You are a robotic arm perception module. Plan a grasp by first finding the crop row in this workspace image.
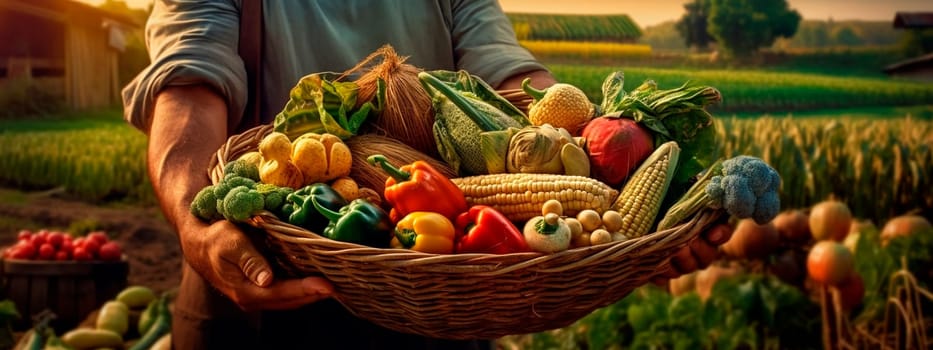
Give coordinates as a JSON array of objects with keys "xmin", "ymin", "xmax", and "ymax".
[
  {"xmin": 0, "ymin": 123, "xmax": 152, "ymax": 203},
  {"xmin": 507, "ymin": 13, "xmax": 642, "ymax": 42},
  {"xmin": 550, "ymin": 65, "xmax": 933, "ymax": 113}
]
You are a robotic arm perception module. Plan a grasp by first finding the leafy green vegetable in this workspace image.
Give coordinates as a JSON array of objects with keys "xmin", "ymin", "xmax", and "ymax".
[
  {"xmin": 598, "ymin": 72, "xmax": 722, "ymax": 218},
  {"xmin": 421, "ymin": 69, "xmax": 528, "ymax": 125},
  {"xmin": 273, "ymin": 72, "xmax": 385, "ymax": 139},
  {"xmin": 599, "ymin": 73, "xmax": 721, "ymax": 168}
]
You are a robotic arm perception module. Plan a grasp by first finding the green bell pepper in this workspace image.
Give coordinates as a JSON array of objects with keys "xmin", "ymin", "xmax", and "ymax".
[
  {"xmin": 311, "ymin": 198, "xmax": 393, "ymax": 247},
  {"xmin": 283, "ymin": 183, "xmax": 348, "ymax": 233}
]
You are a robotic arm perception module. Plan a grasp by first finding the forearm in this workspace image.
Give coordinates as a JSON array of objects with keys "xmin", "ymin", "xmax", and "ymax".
[
  {"xmin": 147, "ymin": 85, "xmax": 229, "ymax": 243},
  {"xmin": 497, "ymin": 69, "xmax": 557, "ymax": 90}
]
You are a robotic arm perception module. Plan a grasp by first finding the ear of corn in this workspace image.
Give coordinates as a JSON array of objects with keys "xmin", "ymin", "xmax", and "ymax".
[
  {"xmin": 611, "ymin": 141, "xmax": 680, "ymax": 238},
  {"xmin": 451, "ymin": 173, "xmax": 619, "ymax": 222}
]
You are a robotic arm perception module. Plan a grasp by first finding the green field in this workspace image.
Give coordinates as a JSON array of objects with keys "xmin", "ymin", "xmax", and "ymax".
[
  {"xmin": 549, "ymin": 65, "xmax": 933, "ymax": 114},
  {"xmin": 0, "ymin": 111, "xmax": 151, "ymax": 203}
]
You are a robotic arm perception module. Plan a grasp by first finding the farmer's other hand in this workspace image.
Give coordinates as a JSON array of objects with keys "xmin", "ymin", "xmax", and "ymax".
[
  {"xmin": 652, "ymin": 223, "xmax": 733, "ymax": 284},
  {"xmin": 181, "ymin": 219, "xmax": 334, "ymax": 311}
]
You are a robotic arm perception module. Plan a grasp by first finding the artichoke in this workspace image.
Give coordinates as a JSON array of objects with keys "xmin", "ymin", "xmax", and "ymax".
[{"xmin": 506, "ymin": 124, "xmax": 590, "ymax": 176}]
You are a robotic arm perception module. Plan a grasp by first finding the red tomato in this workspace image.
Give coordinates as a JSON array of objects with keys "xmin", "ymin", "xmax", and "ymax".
[
  {"xmin": 98, "ymin": 242, "xmax": 122, "ymax": 261},
  {"xmin": 38, "ymin": 243, "xmax": 56, "ymax": 260},
  {"xmin": 10, "ymin": 243, "xmax": 36, "ymax": 260},
  {"xmin": 47, "ymin": 232, "xmax": 65, "ymax": 248},
  {"xmin": 73, "ymin": 237, "xmax": 85, "ymax": 248},
  {"xmin": 87, "ymin": 231, "xmax": 109, "ymax": 245},
  {"xmin": 55, "ymin": 250, "xmax": 70, "ymax": 261},
  {"xmin": 73, "ymin": 247, "xmax": 92, "ymax": 261},
  {"xmin": 31, "ymin": 234, "xmax": 47, "ymax": 247},
  {"xmin": 59, "ymin": 240, "xmax": 74, "ymax": 255},
  {"xmin": 82, "ymin": 240, "xmax": 101, "ymax": 258},
  {"xmin": 17, "ymin": 230, "xmax": 32, "ymax": 241}
]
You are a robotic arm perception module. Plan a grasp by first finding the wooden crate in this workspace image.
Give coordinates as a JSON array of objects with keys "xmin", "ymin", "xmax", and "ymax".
[{"xmin": 1, "ymin": 258, "xmax": 128, "ymax": 332}]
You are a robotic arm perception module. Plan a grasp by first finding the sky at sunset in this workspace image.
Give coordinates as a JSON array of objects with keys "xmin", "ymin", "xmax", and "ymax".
[{"xmin": 79, "ymin": 0, "xmax": 933, "ymax": 27}]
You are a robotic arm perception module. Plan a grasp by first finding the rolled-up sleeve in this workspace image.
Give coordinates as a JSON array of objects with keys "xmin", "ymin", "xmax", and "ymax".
[
  {"xmin": 121, "ymin": 0, "xmax": 246, "ymax": 132},
  {"xmin": 449, "ymin": 0, "xmax": 548, "ymax": 88}
]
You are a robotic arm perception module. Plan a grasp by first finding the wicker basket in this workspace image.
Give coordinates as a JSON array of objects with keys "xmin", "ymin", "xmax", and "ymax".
[{"xmin": 207, "ymin": 104, "xmax": 724, "ymax": 340}]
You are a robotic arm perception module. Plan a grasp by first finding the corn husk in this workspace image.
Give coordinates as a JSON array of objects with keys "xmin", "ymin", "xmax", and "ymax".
[
  {"xmin": 341, "ymin": 45, "xmax": 437, "ymax": 158},
  {"xmin": 346, "ymin": 134, "xmax": 456, "ymax": 199}
]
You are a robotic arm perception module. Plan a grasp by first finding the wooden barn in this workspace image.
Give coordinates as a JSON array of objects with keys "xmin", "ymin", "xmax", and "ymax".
[
  {"xmin": 0, "ymin": 0, "xmax": 136, "ymax": 110},
  {"xmin": 884, "ymin": 12, "xmax": 933, "ymax": 81}
]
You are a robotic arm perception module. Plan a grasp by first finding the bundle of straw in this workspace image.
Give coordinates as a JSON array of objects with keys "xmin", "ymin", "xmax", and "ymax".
[
  {"xmin": 343, "ymin": 45, "xmax": 438, "ymax": 158},
  {"xmin": 346, "ymin": 134, "xmax": 456, "ymax": 197}
]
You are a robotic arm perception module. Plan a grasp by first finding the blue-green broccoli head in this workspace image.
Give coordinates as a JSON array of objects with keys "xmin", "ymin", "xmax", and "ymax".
[{"xmin": 708, "ymin": 155, "xmax": 782, "ymax": 224}]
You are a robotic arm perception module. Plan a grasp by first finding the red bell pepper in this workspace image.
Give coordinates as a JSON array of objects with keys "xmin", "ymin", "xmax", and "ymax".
[
  {"xmin": 367, "ymin": 154, "xmax": 468, "ymax": 222},
  {"xmin": 455, "ymin": 205, "xmax": 529, "ymax": 254}
]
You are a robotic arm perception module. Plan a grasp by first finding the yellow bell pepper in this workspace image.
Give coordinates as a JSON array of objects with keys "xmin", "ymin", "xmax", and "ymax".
[{"xmin": 392, "ymin": 212, "xmax": 456, "ymax": 254}]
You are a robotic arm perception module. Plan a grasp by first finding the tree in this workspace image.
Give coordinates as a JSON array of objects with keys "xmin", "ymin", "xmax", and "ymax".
[
  {"xmin": 707, "ymin": 0, "xmax": 801, "ymax": 58},
  {"xmin": 832, "ymin": 26, "xmax": 863, "ymax": 46},
  {"xmin": 676, "ymin": 0, "xmax": 715, "ymax": 51}
]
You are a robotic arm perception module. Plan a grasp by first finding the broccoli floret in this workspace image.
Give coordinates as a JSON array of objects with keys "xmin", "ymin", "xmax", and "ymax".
[
  {"xmin": 255, "ymin": 183, "xmax": 294, "ymax": 213},
  {"xmin": 213, "ymin": 176, "xmax": 258, "ymax": 212},
  {"xmin": 721, "ymin": 175, "xmax": 756, "ymax": 218},
  {"xmin": 223, "ymin": 159, "xmax": 261, "ymax": 182},
  {"xmin": 705, "ymin": 175, "xmax": 724, "ymax": 209},
  {"xmin": 723, "ymin": 155, "xmax": 783, "ymax": 196},
  {"xmin": 658, "ymin": 155, "xmax": 782, "ymax": 229},
  {"xmin": 190, "ymin": 185, "xmax": 222, "ymax": 221},
  {"xmin": 753, "ymin": 191, "xmax": 780, "ymax": 225},
  {"xmin": 221, "ymin": 186, "xmax": 265, "ymax": 222}
]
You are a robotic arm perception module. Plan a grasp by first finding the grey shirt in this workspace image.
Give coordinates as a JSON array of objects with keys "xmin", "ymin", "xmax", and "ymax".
[{"xmin": 122, "ymin": 0, "xmax": 547, "ymax": 131}]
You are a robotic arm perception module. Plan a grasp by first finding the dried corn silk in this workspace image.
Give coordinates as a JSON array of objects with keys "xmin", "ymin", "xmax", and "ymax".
[{"xmin": 341, "ymin": 45, "xmax": 437, "ymax": 158}]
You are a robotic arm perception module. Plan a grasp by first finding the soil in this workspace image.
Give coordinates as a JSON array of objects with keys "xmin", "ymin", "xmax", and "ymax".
[{"xmin": 0, "ymin": 187, "xmax": 182, "ymax": 295}]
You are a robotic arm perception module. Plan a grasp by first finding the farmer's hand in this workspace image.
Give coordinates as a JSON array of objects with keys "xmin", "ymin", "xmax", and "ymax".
[
  {"xmin": 652, "ymin": 223, "xmax": 733, "ymax": 284},
  {"xmin": 179, "ymin": 220, "xmax": 334, "ymax": 311},
  {"xmin": 148, "ymin": 84, "xmax": 333, "ymax": 311}
]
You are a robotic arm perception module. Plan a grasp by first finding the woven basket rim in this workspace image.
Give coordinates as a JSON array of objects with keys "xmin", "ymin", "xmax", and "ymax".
[{"xmin": 247, "ymin": 208, "xmax": 720, "ymax": 274}]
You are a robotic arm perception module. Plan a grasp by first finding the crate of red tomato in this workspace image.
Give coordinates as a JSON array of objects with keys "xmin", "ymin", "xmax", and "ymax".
[{"xmin": 1, "ymin": 229, "xmax": 127, "ymax": 332}]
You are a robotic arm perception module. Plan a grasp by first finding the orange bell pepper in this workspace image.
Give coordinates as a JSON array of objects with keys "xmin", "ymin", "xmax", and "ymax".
[
  {"xmin": 392, "ymin": 212, "xmax": 456, "ymax": 254},
  {"xmin": 367, "ymin": 155, "xmax": 468, "ymax": 222}
]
